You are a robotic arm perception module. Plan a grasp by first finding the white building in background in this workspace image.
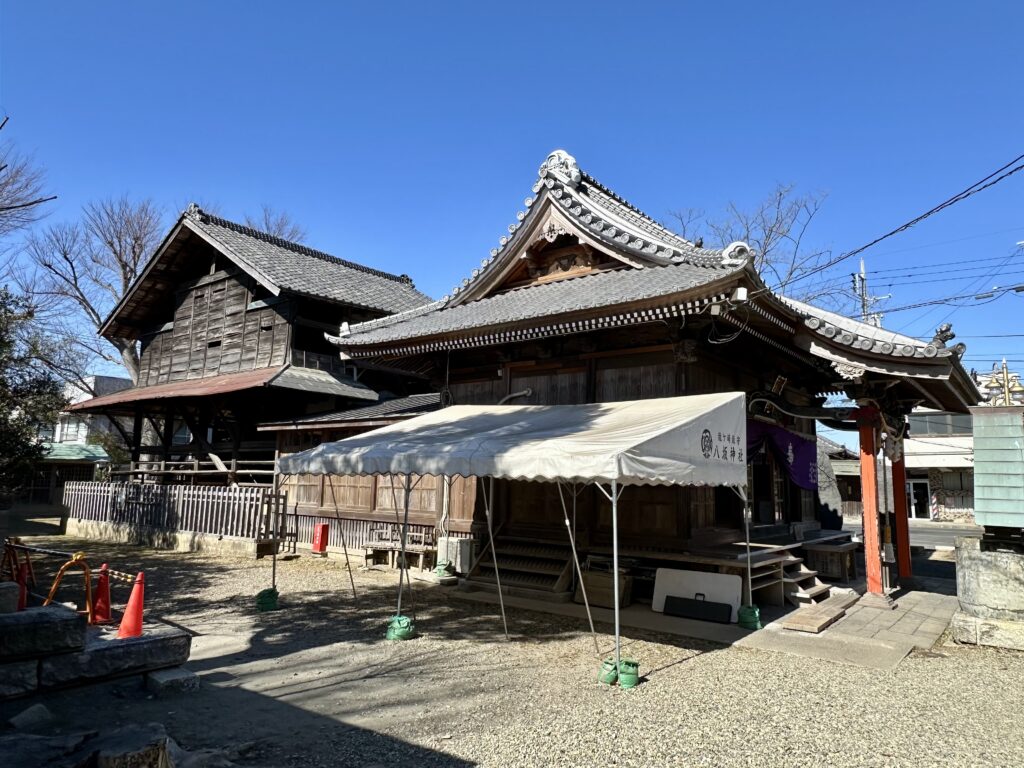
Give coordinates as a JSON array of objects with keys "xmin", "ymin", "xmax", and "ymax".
[
  {"xmin": 903, "ymin": 409, "xmax": 974, "ymax": 522},
  {"xmin": 27, "ymin": 375, "xmax": 132, "ymax": 504}
]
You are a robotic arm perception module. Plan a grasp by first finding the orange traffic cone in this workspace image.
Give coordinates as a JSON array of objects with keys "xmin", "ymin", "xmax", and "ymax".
[
  {"xmin": 93, "ymin": 563, "xmax": 112, "ymax": 624},
  {"xmin": 117, "ymin": 572, "xmax": 145, "ymax": 639}
]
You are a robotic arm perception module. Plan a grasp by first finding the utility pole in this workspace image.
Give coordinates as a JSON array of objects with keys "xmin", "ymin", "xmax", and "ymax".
[{"xmin": 850, "ymin": 258, "xmax": 889, "ymax": 327}]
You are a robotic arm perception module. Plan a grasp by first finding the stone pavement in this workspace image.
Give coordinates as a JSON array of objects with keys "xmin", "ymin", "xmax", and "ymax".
[{"xmin": 827, "ymin": 589, "xmax": 960, "ymax": 650}]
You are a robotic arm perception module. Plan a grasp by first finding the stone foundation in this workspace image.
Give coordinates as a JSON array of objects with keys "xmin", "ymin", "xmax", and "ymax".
[
  {"xmin": 65, "ymin": 517, "xmax": 258, "ymax": 557},
  {"xmin": 954, "ymin": 535, "xmax": 1024, "ymax": 650}
]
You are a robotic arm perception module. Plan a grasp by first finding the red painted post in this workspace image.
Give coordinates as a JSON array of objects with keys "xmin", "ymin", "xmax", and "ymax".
[
  {"xmin": 890, "ymin": 448, "xmax": 913, "ymax": 580},
  {"xmin": 312, "ymin": 523, "xmax": 329, "ymax": 554},
  {"xmin": 859, "ymin": 410, "xmax": 884, "ymax": 595}
]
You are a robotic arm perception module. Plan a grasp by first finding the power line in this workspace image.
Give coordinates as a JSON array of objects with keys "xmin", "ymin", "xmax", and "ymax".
[
  {"xmin": 869, "ymin": 251, "xmax": 1023, "ymax": 275},
  {"xmin": 876, "ymin": 268, "xmax": 1024, "ymax": 289},
  {"xmin": 773, "ymin": 151, "xmax": 1024, "ymax": 293},
  {"xmin": 863, "ymin": 226, "xmax": 1024, "ymax": 261}
]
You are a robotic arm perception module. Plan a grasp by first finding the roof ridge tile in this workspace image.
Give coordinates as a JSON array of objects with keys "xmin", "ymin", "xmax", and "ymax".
[{"xmin": 185, "ymin": 203, "xmax": 415, "ymax": 285}]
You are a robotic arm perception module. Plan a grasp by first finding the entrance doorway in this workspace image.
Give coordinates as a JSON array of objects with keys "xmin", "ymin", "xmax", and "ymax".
[{"xmin": 906, "ymin": 480, "xmax": 931, "ymax": 519}]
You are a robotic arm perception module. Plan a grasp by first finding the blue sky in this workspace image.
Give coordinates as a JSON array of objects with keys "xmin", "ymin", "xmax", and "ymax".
[{"xmin": 2, "ymin": 2, "xmax": 1022, "ymax": 384}]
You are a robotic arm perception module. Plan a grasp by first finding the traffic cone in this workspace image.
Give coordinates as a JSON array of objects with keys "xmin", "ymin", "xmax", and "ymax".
[
  {"xmin": 116, "ymin": 572, "xmax": 145, "ymax": 639},
  {"xmin": 93, "ymin": 563, "xmax": 112, "ymax": 624},
  {"xmin": 16, "ymin": 563, "xmax": 28, "ymax": 611}
]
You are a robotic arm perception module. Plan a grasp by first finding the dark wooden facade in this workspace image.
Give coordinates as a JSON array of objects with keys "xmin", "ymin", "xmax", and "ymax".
[{"xmin": 72, "ymin": 206, "xmax": 432, "ymax": 484}]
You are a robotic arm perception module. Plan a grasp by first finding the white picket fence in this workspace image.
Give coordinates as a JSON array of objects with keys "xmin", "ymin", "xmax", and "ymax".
[{"xmin": 61, "ymin": 481, "xmax": 463, "ymax": 550}]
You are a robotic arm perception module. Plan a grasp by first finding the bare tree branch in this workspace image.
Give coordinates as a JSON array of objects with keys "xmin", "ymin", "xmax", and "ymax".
[
  {"xmin": 19, "ymin": 196, "xmax": 164, "ymax": 385},
  {"xmin": 669, "ymin": 184, "xmax": 853, "ymax": 312},
  {"xmin": 244, "ymin": 204, "xmax": 307, "ymax": 243}
]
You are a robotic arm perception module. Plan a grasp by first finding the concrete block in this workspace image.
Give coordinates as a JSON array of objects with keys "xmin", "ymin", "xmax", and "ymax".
[
  {"xmin": 0, "ymin": 605, "xmax": 86, "ymax": 659},
  {"xmin": 951, "ymin": 609, "xmax": 1024, "ymax": 651},
  {"xmin": 39, "ymin": 623, "xmax": 191, "ymax": 688},
  {"xmin": 8, "ymin": 702, "xmax": 54, "ymax": 731},
  {"xmin": 0, "ymin": 658, "xmax": 38, "ymax": 698},
  {"xmin": 146, "ymin": 665, "xmax": 199, "ymax": 696},
  {"xmin": 0, "ymin": 581, "xmax": 20, "ymax": 614}
]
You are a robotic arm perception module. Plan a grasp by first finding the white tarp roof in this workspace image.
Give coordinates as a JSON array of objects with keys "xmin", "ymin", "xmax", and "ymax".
[{"xmin": 278, "ymin": 392, "xmax": 747, "ymax": 487}]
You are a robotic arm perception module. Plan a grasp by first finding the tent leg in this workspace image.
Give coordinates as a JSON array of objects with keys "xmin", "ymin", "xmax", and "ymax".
[
  {"xmin": 396, "ymin": 474, "xmax": 414, "ymax": 617},
  {"xmin": 558, "ymin": 482, "xmax": 599, "ymax": 654},
  {"xmin": 484, "ymin": 477, "xmax": 510, "ymax": 640},
  {"xmin": 611, "ymin": 479, "xmax": 621, "ymax": 671},
  {"xmin": 327, "ymin": 479, "xmax": 357, "ymax": 600}
]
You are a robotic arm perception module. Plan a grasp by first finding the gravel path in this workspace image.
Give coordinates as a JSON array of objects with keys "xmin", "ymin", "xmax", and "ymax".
[{"xmin": 4, "ymin": 536, "xmax": 1023, "ymax": 767}]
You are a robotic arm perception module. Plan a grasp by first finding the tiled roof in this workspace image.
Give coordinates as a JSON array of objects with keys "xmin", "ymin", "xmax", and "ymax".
[
  {"xmin": 184, "ymin": 206, "xmax": 433, "ymax": 314},
  {"xmin": 335, "ymin": 259, "xmax": 743, "ymax": 349},
  {"xmin": 446, "ymin": 150, "xmax": 746, "ymax": 303},
  {"xmin": 780, "ymin": 296, "xmax": 956, "ymax": 360},
  {"xmin": 259, "ymin": 393, "xmax": 441, "ymax": 430}
]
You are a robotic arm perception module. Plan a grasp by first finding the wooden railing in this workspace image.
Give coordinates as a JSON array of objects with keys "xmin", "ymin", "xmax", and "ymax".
[{"xmin": 62, "ymin": 481, "xmax": 470, "ymax": 549}]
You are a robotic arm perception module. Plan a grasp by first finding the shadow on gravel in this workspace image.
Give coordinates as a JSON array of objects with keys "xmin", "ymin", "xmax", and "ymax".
[{"xmin": 0, "ymin": 660, "xmax": 475, "ymax": 768}]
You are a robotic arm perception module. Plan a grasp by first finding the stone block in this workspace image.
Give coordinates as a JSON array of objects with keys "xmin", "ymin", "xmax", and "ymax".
[
  {"xmin": 956, "ymin": 537, "xmax": 1024, "ymax": 621},
  {"xmin": 951, "ymin": 609, "xmax": 1024, "ymax": 651},
  {"xmin": 146, "ymin": 665, "xmax": 200, "ymax": 696},
  {"xmin": 0, "ymin": 605, "xmax": 86, "ymax": 659},
  {"xmin": 0, "ymin": 658, "xmax": 38, "ymax": 698},
  {"xmin": 0, "ymin": 581, "xmax": 20, "ymax": 614},
  {"xmin": 39, "ymin": 623, "xmax": 191, "ymax": 688},
  {"xmin": 0, "ymin": 731, "xmax": 97, "ymax": 768},
  {"xmin": 8, "ymin": 702, "xmax": 54, "ymax": 731}
]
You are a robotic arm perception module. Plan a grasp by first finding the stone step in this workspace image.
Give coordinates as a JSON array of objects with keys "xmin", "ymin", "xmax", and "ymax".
[{"xmin": 0, "ymin": 606, "xmax": 86, "ymax": 661}]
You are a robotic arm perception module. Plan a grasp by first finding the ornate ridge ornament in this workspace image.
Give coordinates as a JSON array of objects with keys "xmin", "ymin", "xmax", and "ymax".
[
  {"xmin": 184, "ymin": 202, "xmax": 202, "ymax": 219},
  {"xmin": 721, "ymin": 241, "xmax": 752, "ymax": 264},
  {"xmin": 832, "ymin": 362, "xmax": 866, "ymax": 381},
  {"xmin": 539, "ymin": 149, "xmax": 582, "ymax": 188}
]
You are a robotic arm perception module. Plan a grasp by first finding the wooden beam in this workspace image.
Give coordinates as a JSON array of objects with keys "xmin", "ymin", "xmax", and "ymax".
[
  {"xmin": 890, "ymin": 447, "xmax": 913, "ymax": 580},
  {"xmin": 858, "ymin": 409, "xmax": 884, "ymax": 594}
]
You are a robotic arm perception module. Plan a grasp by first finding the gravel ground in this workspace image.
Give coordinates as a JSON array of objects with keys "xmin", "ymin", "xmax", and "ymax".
[{"xmin": 3, "ymin": 535, "xmax": 1024, "ymax": 768}]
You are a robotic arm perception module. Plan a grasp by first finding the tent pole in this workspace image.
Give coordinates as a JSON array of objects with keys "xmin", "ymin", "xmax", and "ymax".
[
  {"xmin": 558, "ymin": 482, "xmax": 599, "ymax": 654},
  {"xmin": 744, "ymin": 488, "xmax": 753, "ymax": 606},
  {"xmin": 611, "ymin": 478, "xmax": 621, "ymax": 671},
  {"xmin": 396, "ymin": 474, "xmax": 413, "ymax": 616},
  {"xmin": 484, "ymin": 477, "xmax": 510, "ymax": 640},
  {"xmin": 327, "ymin": 477, "xmax": 357, "ymax": 600}
]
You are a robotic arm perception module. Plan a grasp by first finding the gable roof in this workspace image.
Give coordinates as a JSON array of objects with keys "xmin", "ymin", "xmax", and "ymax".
[
  {"xmin": 331, "ymin": 149, "xmax": 750, "ymax": 355},
  {"xmin": 101, "ymin": 205, "xmax": 432, "ymax": 338},
  {"xmin": 447, "ymin": 150, "xmax": 746, "ymax": 305}
]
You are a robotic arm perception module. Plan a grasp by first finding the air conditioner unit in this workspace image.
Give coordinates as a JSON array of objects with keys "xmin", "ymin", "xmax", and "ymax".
[{"xmin": 436, "ymin": 536, "xmax": 474, "ymax": 574}]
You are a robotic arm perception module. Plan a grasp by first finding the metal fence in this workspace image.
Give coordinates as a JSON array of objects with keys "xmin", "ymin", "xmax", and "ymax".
[{"xmin": 62, "ymin": 481, "xmax": 468, "ymax": 550}]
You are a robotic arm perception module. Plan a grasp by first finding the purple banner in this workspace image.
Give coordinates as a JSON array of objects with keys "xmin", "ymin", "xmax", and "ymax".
[{"xmin": 747, "ymin": 420, "xmax": 818, "ymax": 491}]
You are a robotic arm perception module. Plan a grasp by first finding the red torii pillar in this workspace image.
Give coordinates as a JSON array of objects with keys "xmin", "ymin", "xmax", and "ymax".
[
  {"xmin": 890, "ymin": 439, "xmax": 913, "ymax": 581},
  {"xmin": 858, "ymin": 408, "xmax": 884, "ymax": 595}
]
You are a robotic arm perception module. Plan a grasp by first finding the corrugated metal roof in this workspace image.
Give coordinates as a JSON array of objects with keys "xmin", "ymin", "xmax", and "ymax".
[
  {"xmin": 42, "ymin": 442, "xmax": 109, "ymax": 463},
  {"xmin": 259, "ymin": 393, "xmax": 440, "ymax": 431},
  {"xmin": 267, "ymin": 366, "xmax": 378, "ymax": 401},
  {"xmin": 69, "ymin": 366, "xmax": 375, "ymax": 412}
]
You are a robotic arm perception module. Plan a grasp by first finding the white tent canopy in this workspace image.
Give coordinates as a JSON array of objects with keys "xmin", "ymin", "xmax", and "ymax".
[
  {"xmin": 278, "ymin": 392, "xmax": 748, "ymax": 487},
  {"xmin": 277, "ymin": 392, "xmax": 750, "ymax": 673}
]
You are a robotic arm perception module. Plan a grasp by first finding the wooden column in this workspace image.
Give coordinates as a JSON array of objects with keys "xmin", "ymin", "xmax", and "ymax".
[
  {"xmin": 890, "ymin": 442, "xmax": 913, "ymax": 580},
  {"xmin": 858, "ymin": 409, "xmax": 884, "ymax": 595},
  {"xmin": 130, "ymin": 408, "xmax": 144, "ymax": 463}
]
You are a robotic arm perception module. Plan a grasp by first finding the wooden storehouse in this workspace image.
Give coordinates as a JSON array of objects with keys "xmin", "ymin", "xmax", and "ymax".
[
  {"xmin": 70, "ymin": 204, "xmax": 432, "ymax": 484},
  {"xmin": 309, "ymin": 149, "xmax": 979, "ymax": 600}
]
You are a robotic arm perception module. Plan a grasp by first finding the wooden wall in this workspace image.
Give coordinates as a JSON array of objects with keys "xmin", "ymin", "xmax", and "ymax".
[
  {"xmin": 276, "ymin": 430, "xmax": 477, "ymax": 534},
  {"xmin": 138, "ymin": 270, "xmax": 292, "ymax": 387}
]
